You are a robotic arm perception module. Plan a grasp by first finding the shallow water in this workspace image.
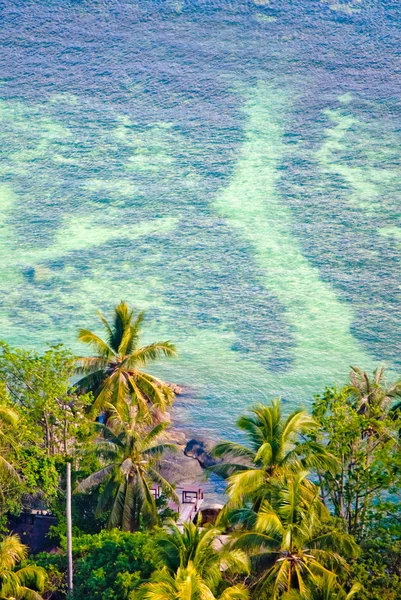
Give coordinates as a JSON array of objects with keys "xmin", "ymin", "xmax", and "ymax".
[{"xmin": 1, "ymin": 0, "xmax": 400, "ymax": 438}]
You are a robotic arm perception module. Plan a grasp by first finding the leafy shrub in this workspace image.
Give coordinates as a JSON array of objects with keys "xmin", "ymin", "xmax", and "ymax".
[
  {"xmin": 31, "ymin": 530, "xmax": 157, "ymax": 600},
  {"xmin": 73, "ymin": 529, "xmax": 156, "ymax": 600}
]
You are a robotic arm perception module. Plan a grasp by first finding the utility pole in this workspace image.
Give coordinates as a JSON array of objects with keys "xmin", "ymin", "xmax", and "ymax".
[{"xmin": 66, "ymin": 461, "xmax": 73, "ymax": 596}]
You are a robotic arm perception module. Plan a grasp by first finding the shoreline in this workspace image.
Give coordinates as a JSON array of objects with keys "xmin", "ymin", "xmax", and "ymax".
[{"xmin": 163, "ymin": 385, "xmax": 226, "ymax": 503}]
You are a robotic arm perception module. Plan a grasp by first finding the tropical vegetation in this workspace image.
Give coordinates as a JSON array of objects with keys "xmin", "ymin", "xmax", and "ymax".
[
  {"xmin": 75, "ymin": 301, "xmax": 177, "ymax": 419},
  {"xmin": 0, "ymin": 534, "xmax": 45, "ymax": 599},
  {"xmin": 76, "ymin": 400, "xmax": 177, "ymax": 532},
  {"xmin": 0, "ymin": 302, "xmax": 400, "ymax": 599}
]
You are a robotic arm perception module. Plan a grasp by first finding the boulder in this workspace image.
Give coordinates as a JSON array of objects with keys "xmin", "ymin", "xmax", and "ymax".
[
  {"xmin": 163, "ymin": 428, "xmax": 188, "ymax": 447},
  {"xmin": 184, "ymin": 439, "xmax": 218, "ymax": 469},
  {"xmin": 167, "ymin": 382, "xmax": 184, "ymax": 395}
]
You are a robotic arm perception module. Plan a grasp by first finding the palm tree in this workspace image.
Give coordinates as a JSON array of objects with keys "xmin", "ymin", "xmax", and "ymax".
[
  {"xmin": 75, "ymin": 302, "xmax": 177, "ymax": 418},
  {"xmin": 230, "ymin": 472, "xmax": 359, "ymax": 600},
  {"xmin": 347, "ymin": 366, "xmax": 401, "ymax": 418},
  {"xmin": 76, "ymin": 401, "xmax": 177, "ymax": 532},
  {"xmin": 0, "ymin": 534, "xmax": 45, "ymax": 599},
  {"xmin": 156, "ymin": 519, "xmax": 249, "ymax": 592},
  {"xmin": 209, "ymin": 400, "xmax": 338, "ymax": 508},
  {"xmin": 282, "ymin": 574, "xmax": 361, "ymax": 600},
  {"xmin": 135, "ymin": 562, "xmax": 249, "ymax": 600}
]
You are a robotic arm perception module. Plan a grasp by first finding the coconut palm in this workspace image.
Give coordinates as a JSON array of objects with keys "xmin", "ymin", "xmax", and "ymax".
[
  {"xmin": 75, "ymin": 302, "xmax": 177, "ymax": 418},
  {"xmin": 0, "ymin": 534, "xmax": 45, "ymax": 600},
  {"xmin": 156, "ymin": 519, "xmax": 249, "ymax": 591},
  {"xmin": 76, "ymin": 401, "xmax": 177, "ymax": 532},
  {"xmin": 209, "ymin": 400, "xmax": 338, "ymax": 508},
  {"xmin": 135, "ymin": 562, "xmax": 249, "ymax": 600},
  {"xmin": 230, "ymin": 472, "xmax": 359, "ymax": 600},
  {"xmin": 347, "ymin": 366, "xmax": 401, "ymax": 418},
  {"xmin": 282, "ymin": 574, "xmax": 361, "ymax": 600}
]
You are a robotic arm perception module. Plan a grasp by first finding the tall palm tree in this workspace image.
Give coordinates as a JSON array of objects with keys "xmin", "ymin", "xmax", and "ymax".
[
  {"xmin": 0, "ymin": 534, "xmax": 45, "ymax": 600},
  {"xmin": 156, "ymin": 519, "xmax": 249, "ymax": 592},
  {"xmin": 76, "ymin": 401, "xmax": 177, "ymax": 532},
  {"xmin": 209, "ymin": 400, "xmax": 338, "ymax": 508},
  {"xmin": 75, "ymin": 302, "xmax": 177, "ymax": 418},
  {"xmin": 282, "ymin": 574, "xmax": 361, "ymax": 600},
  {"xmin": 230, "ymin": 472, "xmax": 359, "ymax": 600},
  {"xmin": 135, "ymin": 562, "xmax": 249, "ymax": 600},
  {"xmin": 347, "ymin": 366, "xmax": 401, "ymax": 418}
]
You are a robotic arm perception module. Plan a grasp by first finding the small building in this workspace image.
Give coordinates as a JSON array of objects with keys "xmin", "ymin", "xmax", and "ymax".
[
  {"xmin": 197, "ymin": 502, "xmax": 225, "ymax": 526},
  {"xmin": 9, "ymin": 510, "xmax": 56, "ymax": 554}
]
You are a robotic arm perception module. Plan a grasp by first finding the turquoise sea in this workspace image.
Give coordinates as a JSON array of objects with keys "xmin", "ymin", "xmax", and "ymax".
[{"xmin": 1, "ymin": 0, "xmax": 400, "ymax": 439}]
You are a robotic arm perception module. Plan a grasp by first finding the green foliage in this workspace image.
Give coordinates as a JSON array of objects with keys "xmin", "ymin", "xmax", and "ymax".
[
  {"xmin": 282, "ymin": 574, "xmax": 361, "ymax": 600},
  {"xmin": 135, "ymin": 562, "xmax": 250, "ymax": 600},
  {"xmin": 154, "ymin": 519, "xmax": 249, "ymax": 591},
  {"xmin": 312, "ymin": 370, "xmax": 401, "ymax": 539},
  {"xmin": 30, "ymin": 530, "xmax": 158, "ymax": 600},
  {"xmin": 0, "ymin": 341, "xmax": 93, "ymax": 458},
  {"xmin": 138, "ymin": 519, "xmax": 249, "ymax": 598},
  {"xmin": 0, "ymin": 395, "xmax": 59, "ymax": 514},
  {"xmin": 228, "ymin": 472, "xmax": 359, "ymax": 599},
  {"xmin": 0, "ymin": 342, "xmax": 95, "ymax": 516},
  {"xmin": 0, "ymin": 533, "xmax": 46, "ymax": 599},
  {"xmin": 210, "ymin": 399, "xmax": 337, "ymax": 509},
  {"xmin": 76, "ymin": 400, "xmax": 177, "ymax": 532},
  {"xmin": 48, "ymin": 484, "xmax": 109, "ymax": 545},
  {"xmin": 72, "ymin": 529, "xmax": 157, "ymax": 600},
  {"xmin": 349, "ymin": 536, "xmax": 401, "ymax": 600},
  {"xmin": 75, "ymin": 301, "xmax": 177, "ymax": 418},
  {"xmin": 18, "ymin": 446, "xmax": 58, "ymax": 500},
  {"xmin": 1, "ymin": 331, "xmax": 400, "ymax": 600},
  {"xmin": 29, "ymin": 551, "xmax": 66, "ymax": 599},
  {"xmin": 155, "ymin": 495, "xmax": 179, "ymax": 524}
]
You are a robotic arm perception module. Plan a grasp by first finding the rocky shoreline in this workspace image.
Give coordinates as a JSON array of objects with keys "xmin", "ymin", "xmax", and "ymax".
[{"xmin": 160, "ymin": 383, "xmax": 225, "ymax": 502}]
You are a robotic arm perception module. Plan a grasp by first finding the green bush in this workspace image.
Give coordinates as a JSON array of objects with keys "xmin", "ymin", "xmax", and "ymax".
[
  {"xmin": 72, "ymin": 529, "xmax": 156, "ymax": 600},
  {"xmin": 350, "ymin": 536, "xmax": 401, "ymax": 600},
  {"xmin": 31, "ymin": 529, "xmax": 157, "ymax": 600}
]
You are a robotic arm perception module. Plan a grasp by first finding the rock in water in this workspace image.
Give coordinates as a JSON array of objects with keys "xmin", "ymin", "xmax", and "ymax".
[
  {"xmin": 184, "ymin": 439, "xmax": 217, "ymax": 468},
  {"xmin": 166, "ymin": 382, "xmax": 184, "ymax": 395}
]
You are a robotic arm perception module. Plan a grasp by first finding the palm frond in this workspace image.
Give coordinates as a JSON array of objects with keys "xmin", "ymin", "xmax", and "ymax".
[
  {"xmin": 74, "ymin": 368, "xmax": 106, "ymax": 397},
  {"xmin": 143, "ymin": 421, "xmax": 170, "ymax": 445},
  {"xmin": 219, "ymin": 584, "xmax": 250, "ymax": 600},
  {"xmin": 143, "ymin": 443, "xmax": 177, "ymax": 458},
  {"xmin": 232, "ymin": 531, "xmax": 280, "ymax": 552},
  {"xmin": 111, "ymin": 301, "xmax": 134, "ymax": 353},
  {"xmin": 131, "ymin": 371, "xmax": 174, "ymax": 413},
  {"xmin": 129, "ymin": 310, "xmax": 146, "ymax": 351},
  {"xmin": 97, "ymin": 310, "xmax": 115, "ymax": 348},
  {"xmin": 207, "ymin": 462, "xmax": 249, "ymax": 480},
  {"xmin": 0, "ymin": 406, "xmax": 19, "ymax": 427},
  {"xmin": 147, "ymin": 468, "xmax": 178, "ymax": 502},
  {"xmin": 95, "ymin": 476, "xmax": 118, "ymax": 518},
  {"xmin": 75, "ymin": 464, "xmax": 116, "ymax": 493},
  {"xmin": 16, "ymin": 586, "xmax": 44, "ymax": 600},
  {"xmin": 0, "ymin": 455, "xmax": 20, "ymax": 482},
  {"xmin": 108, "ymin": 482, "xmax": 127, "ymax": 530},
  {"xmin": 77, "ymin": 329, "xmax": 114, "ymax": 358},
  {"xmin": 132, "ymin": 341, "xmax": 177, "ymax": 364},
  {"xmin": 0, "ymin": 535, "xmax": 28, "ymax": 569},
  {"xmin": 255, "ymin": 502, "xmax": 284, "ymax": 536},
  {"xmin": 122, "ymin": 477, "xmax": 135, "ymax": 531},
  {"xmin": 282, "ymin": 411, "xmax": 318, "ymax": 441},
  {"xmin": 226, "ymin": 468, "xmax": 265, "ymax": 505},
  {"xmin": 211, "ymin": 441, "xmax": 255, "ymax": 462},
  {"xmin": 15, "ymin": 565, "xmax": 46, "ymax": 592}
]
